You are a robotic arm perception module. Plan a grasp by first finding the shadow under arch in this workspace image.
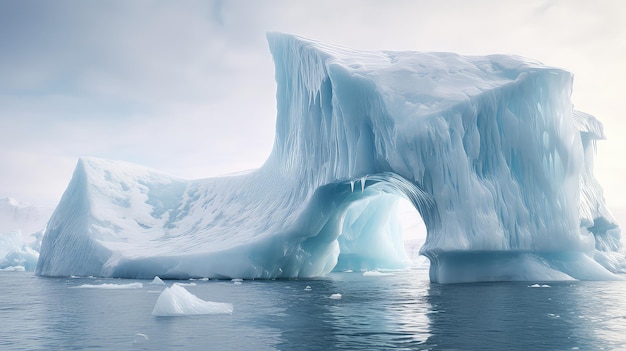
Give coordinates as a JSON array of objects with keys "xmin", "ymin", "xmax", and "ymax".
[{"xmin": 295, "ymin": 172, "xmax": 439, "ymax": 274}]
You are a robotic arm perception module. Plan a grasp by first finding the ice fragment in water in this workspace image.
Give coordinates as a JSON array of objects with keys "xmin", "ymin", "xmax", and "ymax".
[
  {"xmin": 151, "ymin": 284, "xmax": 233, "ymax": 316},
  {"xmin": 150, "ymin": 276, "xmax": 165, "ymax": 285}
]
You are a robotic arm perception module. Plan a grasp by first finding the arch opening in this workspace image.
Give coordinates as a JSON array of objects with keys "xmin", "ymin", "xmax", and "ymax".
[
  {"xmin": 299, "ymin": 172, "xmax": 436, "ymax": 273},
  {"xmin": 333, "ymin": 193, "xmax": 429, "ymax": 272}
]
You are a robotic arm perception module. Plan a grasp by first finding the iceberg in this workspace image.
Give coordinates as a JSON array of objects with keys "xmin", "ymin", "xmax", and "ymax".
[
  {"xmin": 36, "ymin": 33, "xmax": 624, "ymax": 283},
  {"xmin": 0, "ymin": 198, "xmax": 53, "ymax": 271},
  {"xmin": 150, "ymin": 276, "xmax": 166, "ymax": 285},
  {"xmin": 0, "ymin": 231, "xmax": 40, "ymax": 271}
]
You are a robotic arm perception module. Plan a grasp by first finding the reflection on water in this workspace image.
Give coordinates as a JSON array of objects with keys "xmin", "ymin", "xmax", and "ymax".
[{"xmin": 1, "ymin": 269, "xmax": 625, "ymax": 350}]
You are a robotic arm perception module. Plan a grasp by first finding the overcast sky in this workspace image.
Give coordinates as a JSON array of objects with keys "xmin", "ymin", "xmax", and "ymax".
[{"xmin": 1, "ymin": 0, "xmax": 625, "ymax": 222}]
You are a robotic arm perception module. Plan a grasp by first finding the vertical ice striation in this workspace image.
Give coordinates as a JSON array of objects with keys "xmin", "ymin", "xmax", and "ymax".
[{"xmin": 36, "ymin": 33, "xmax": 624, "ymax": 282}]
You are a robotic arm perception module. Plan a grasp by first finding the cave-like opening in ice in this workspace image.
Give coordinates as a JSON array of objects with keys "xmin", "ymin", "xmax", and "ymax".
[{"xmin": 296, "ymin": 172, "xmax": 435, "ymax": 273}]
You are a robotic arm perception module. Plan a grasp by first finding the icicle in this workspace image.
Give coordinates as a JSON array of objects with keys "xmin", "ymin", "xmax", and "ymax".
[
  {"xmin": 361, "ymin": 176, "xmax": 367, "ymax": 192},
  {"xmin": 350, "ymin": 180, "xmax": 355, "ymax": 192}
]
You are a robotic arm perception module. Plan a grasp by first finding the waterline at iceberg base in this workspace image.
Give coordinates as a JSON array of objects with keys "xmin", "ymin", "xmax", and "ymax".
[{"xmin": 36, "ymin": 33, "xmax": 625, "ymax": 283}]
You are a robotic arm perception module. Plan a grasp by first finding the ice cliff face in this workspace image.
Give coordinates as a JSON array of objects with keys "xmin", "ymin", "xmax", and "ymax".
[{"xmin": 36, "ymin": 33, "xmax": 624, "ymax": 282}]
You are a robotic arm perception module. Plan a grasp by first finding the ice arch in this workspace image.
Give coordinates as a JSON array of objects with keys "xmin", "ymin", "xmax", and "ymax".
[
  {"xmin": 37, "ymin": 33, "xmax": 624, "ymax": 282},
  {"xmin": 295, "ymin": 172, "xmax": 437, "ymax": 273}
]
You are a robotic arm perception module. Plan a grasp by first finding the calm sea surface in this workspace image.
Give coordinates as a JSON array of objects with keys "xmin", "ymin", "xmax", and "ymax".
[{"xmin": 1, "ymin": 268, "xmax": 626, "ymax": 351}]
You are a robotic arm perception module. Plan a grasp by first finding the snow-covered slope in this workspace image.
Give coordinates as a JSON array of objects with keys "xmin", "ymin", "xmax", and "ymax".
[
  {"xmin": 0, "ymin": 198, "xmax": 53, "ymax": 270},
  {"xmin": 37, "ymin": 33, "xmax": 624, "ymax": 282}
]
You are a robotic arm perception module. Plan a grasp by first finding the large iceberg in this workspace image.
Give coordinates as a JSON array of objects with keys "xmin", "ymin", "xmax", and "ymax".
[{"xmin": 36, "ymin": 33, "xmax": 624, "ymax": 283}]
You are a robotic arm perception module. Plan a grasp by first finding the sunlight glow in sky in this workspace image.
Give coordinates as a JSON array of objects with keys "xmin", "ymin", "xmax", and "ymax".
[{"xmin": 1, "ymin": 1, "xmax": 625, "ymax": 224}]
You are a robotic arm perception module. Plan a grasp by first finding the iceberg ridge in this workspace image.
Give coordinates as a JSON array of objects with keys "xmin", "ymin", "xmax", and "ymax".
[{"xmin": 36, "ymin": 33, "xmax": 624, "ymax": 283}]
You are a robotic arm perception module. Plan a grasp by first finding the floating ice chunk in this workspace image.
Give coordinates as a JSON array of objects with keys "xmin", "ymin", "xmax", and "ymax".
[
  {"xmin": 72, "ymin": 282, "xmax": 143, "ymax": 289},
  {"xmin": 133, "ymin": 333, "xmax": 149, "ymax": 344},
  {"xmin": 151, "ymin": 284, "xmax": 233, "ymax": 316},
  {"xmin": 529, "ymin": 283, "xmax": 551, "ymax": 288},
  {"xmin": 231, "ymin": 278, "xmax": 243, "ymax": 282},
  {"xmin": 329, "ymin": 293, "xmax": 342, "ymax": 299},
  {"xmin": 150, "ymin": 276, "xmax": 165, "ymax": 285},
  {"xmin": 176, "ymin": 282, "xmax": 196, "ymax": 287},
  {"xmin": 200, "ymin": 277, "xmax": 209, "ymax": 281},
  {"xmin": 304, "ymin": 285, "xmax": 312, "ymax": 291},
  {"xmin": 541, "ymin": 284, "xmax": 551, "ymax": 288},
  {"xmin": 362, "ymin": 270, "xmax": 394, "ymax": 277}
]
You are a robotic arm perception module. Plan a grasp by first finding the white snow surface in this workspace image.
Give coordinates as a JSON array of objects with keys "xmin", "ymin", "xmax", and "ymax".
[
  {"xmin": 151, "ymin": 284, "xmax": 233, "ymax": 316},
  {"xmin": 36, "ymin": 33, "xmax": 624, "ymax": 283}
]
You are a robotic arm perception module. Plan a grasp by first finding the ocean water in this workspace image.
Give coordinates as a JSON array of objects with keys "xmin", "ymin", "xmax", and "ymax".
[{"xmin": 1, "ymin": 268, "xmax": 626, "ymax": 351}]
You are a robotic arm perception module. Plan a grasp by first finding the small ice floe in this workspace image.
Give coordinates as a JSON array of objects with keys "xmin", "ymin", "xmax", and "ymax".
[
  {"xmin": 152, "ymin": 283, "xmax": 233, "ymax": 316},
  {"xmin": 343, "ymin": 270, "xmax": 353, "ymax": 273},
  {"xmin": 71, "ymin": 282, "xmax": 144, "ymax": 289},
  {"xmin": 529, "ymin": 284, "xmax": 551, "ymax": 288},
  {"xmin": 176, "ymin": 282, "xmax": 197, "ymax": 287},
  {"xmin": 133, "ymin": 333, "xmax": 149, "ymax": 344},
  {"xmin": 547, "ymin": 313, "xmax": 560, "ymax": 319},
  {"xmin": 304, "ymin": 285, "xmax": 312, "ymax": 291},
  {"xmin": 329, "ymin": 293, "xmax": 342, "ymax": 300},
  {"xmin": 150, "ymin": 276, "xmax": 165, "ymax": 285},
  {"xmin": 232, "ymin": 278, "xmax": 243, "ymax": 285},
  {"xmin": 200, "ymin": 277, "xmax": 209, "ymax": 281},
  {"xmin": 362, "ymin": 270, "xmax": 394, "ymax": 277}
]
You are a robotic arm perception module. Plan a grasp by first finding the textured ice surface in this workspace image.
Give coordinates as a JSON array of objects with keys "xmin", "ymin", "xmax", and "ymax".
[
  {"xmin": 0, "ymin": 198, "xmax": 52, "ymax": 271},
  {"xmin": 0, "ymin": 232, "xmax": 40, "ymax": 271},
  {"xmin": 151, "ymin": 284, "xmax": 233, "ymax": 316},
  {"xmin": 36, "ymin": 33, "xmax": 624, "ymax": 283}
]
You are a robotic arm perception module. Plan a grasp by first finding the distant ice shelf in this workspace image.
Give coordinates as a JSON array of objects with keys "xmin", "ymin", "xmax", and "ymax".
[{"xmin": 36, "ymin": 33, "xmax": 625, "ymax": 283}]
